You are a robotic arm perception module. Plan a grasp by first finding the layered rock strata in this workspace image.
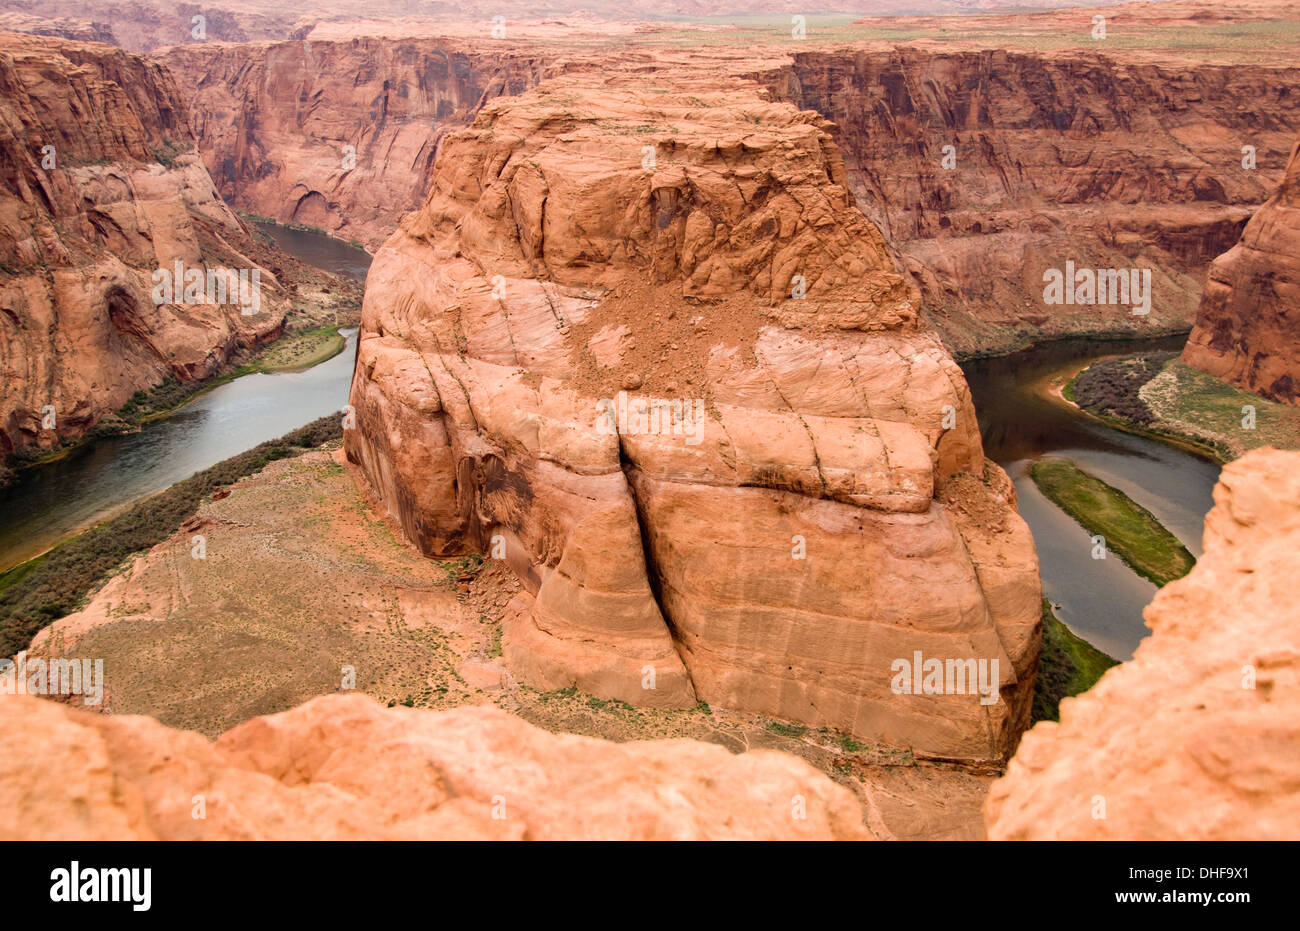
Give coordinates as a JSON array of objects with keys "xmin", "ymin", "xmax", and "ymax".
[
  {"xmin": 159, "ymin": 38, "xmax": 555, "ymax": 250},
  {"xmin": 0, "ymin": 32, "xmax": 293, "ymax": 455},
  {"xmin": 1183, "ymin": 134, "xmax": 1300, "ymax": 403},
  {"xmin": 162, "ymin": 4, "xmax": 1300, "ymax": 354},
  {"xmin": 763, "ymin": 46, "xmax": 1300, "ymax": 355},
  {"xmin": 985, "ymin": 448, "xmax": 1300, "ymax": 840},
  {"xmin": 345, "ymin": 70, "xmax": 1041, "ymax": 762}
]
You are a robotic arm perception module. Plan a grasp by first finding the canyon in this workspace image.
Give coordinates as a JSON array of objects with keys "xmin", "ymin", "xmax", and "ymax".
[
  {"xmin": 159, "ymin": 2, "xmax": 1300, "ymax": 355},
  {"xmin": 764, "ymin": 46, "xmax": 1296, "ymax": 355},
  {"xmin": 986, "ymin": 448, "xmax": 1300, "ymax": 840},
  {"xmin": 8, "ymin": 446, "xmax": 1297, "ymax": 839},
  {"xmin": 0, "ymin": 32, "xmax": 344, "ymax": 460},
  {"xmin": 2, "ymin": 0, "xmax": 1300, "ymax": 844},
  {"xmin": 159, "ymin": 37, "xmax": 553, "ymax": 250}
]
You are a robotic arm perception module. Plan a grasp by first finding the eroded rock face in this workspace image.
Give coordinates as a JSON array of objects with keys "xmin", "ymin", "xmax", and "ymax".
[
  {"xmin": 985, "ymin": 449, "xmax": 1300, "ymax": 840},
  {"xmin": 763, "ymin": 46, "xmax": 1299, "ymax": 356},
  {"xmin": 0, "ymin": 32, "xmax": 291, "ymax": 455},
  {"xmin": 1183, "ymin": 134, "xmax": 1300, "ymax": 404},
  {"xmin": 346, "ymin": 70, "xmax": 1041, "ymax": 762},
  {"xmin": 0, "ymin": 691, "xmax": 867, "ymax": 839},
  {"xmin": 160, "ymin": 38, "xmax": 554, "ymax": 250}
]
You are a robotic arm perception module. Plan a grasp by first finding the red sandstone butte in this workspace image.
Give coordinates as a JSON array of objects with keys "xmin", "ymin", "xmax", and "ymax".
[{"xmin": 344, "ymin": 64, "xmax": 1041, "ymax": 763}]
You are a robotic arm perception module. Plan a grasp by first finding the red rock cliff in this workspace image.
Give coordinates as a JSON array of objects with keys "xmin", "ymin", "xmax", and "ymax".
[
  {"xmin": 345, "ymin": 62, "xmax": 1042, "ymax": 763},
  {"xmin": 159, "ymin": 37, "xmax": 555, "ymax": 250},
  {"xmin": 762, "ymin": 47, "xmax": 1299, "ymax": 355},
  {"xmin": 165, "ymin": 17, "xmax": 1300, "ymax": 356},
  {"xmin": 1183, "ymin": 133, "xmax": 1300, "ymax": 403},
  {"xmin": 0, "ymin": 32, "xmax": 292, "ymax": 456}
]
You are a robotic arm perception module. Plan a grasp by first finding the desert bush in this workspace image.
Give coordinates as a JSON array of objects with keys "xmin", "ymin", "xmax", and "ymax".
[{"xmin": 1070, "ymin": 352, "xmax": 1174, "ymax": 425}]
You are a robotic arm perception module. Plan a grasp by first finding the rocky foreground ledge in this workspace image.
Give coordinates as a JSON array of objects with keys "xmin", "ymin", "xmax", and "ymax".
[
  {"xmin": 0, "ymin": 691, "xmax": 865, "ymax": 840},
  {"xmin": 3, "ymin": 451, "xmax": 1296, "ymax": 840},
  {"xmin": 986, "ymin": 448, "xmax": 1300, "ymax": 840}
]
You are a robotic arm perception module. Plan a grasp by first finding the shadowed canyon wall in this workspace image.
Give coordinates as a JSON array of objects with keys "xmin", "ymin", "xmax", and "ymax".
[
  {"xmin": 344, "ymin": 65, "xmax": 1042, "ymax": 763},
  {"xmin": 762, "ymin": 49, "xmax": 1300, "ymax": 356},
  {"xmin": 1183, "ymin": 132, "xmax": 1300, "ymax": 403},
  {"xmin": 0, "ymin": 32, "xmax": 297, "ymax": 456},
  {"xmin": 160, "ymin": 37, "xmax": 555, "ymax": 250}
]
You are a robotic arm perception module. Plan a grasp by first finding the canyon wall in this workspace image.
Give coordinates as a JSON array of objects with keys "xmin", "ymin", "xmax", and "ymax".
[
  {"xmin": 159, "ymin": 38, "xmax": 554, "ymax": 250},
  {"xmin": 0, "ymin": 32, "xmax": 301, "ymax": 456},
  {"xmin": 165, "ymin": 26, "xmax": 1300, "ymax": 356},
  {"xmin": 986, "ymin": 448, "xmax": 1300, "ymax": 840},
  {"xmin": 0, "ymin": 11, "xmax": 116, "ymax": 43},
  {"xmin": 345, "ymin": 65, "xmax": 1041, "ymax": 763},
  {"xmin": 1183, "ymin": 133, "xmax": 1300, "ymax": 404},
  {"xmin": 763, "ymin": 48, "xmax": 1300, "ymax": 356},
  {"xmin": 0, "ymin": 691, "xmax": 868, "ymax": 840}
]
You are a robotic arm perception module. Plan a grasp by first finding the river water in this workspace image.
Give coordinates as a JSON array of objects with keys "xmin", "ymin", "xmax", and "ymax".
[
  {"xmin": 1, "ymin": 220, "xmax": 1217, "ymax": 660},
  {"xmin": 961, "ymin": 335, "xmax": 1221, "ymax": 660},
  {"xmin": 0, "ymin": 224, "xmax": 370, "ymax": 573}
]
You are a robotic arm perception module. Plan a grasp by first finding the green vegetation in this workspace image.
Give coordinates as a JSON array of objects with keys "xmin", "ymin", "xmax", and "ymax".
[
  {"xmin": 837, "ymin": 734, "xmax": 868, "ymax": 754},
  {"xmin": 1067, "ymin": 351, "xmax": 1171, "ymax": 425},
  {"xmin": 149, "ymin": 140, "xmax": 184, "ymax": 169},
  {"xmin": 1068, "ymin": 354, "xmax": 1300, "ymax": 463},
  {"xmin": 1032, "ymin": 600, "xmax": 1119, "ymax": 723},
  {"xmin": 251, "ymin": 325, "xmax": 346, "ymax": 372},
  {"xmin": 765, "ymin": 719, "xmax": 809, "ymax": 738},
  {"xmin": 1141, "ymin": 360, "xmax": 1300, "ymax": 460},
  {"xmin": 242, "ymin": 214, "xmax": 369, "ymax": 253},
  {"xmin": 0, "ymin": 415, "xmax": 343, "ymax": 656},
  {"xmin": 1029, "ymin": 457, "xmax": 1196, "ymax": 588}
]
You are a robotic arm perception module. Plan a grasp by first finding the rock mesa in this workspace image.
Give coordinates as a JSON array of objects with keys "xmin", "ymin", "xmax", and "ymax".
[{"xmin": 345, "ymin": 70, "xmax": 1041, "ymax": 762}]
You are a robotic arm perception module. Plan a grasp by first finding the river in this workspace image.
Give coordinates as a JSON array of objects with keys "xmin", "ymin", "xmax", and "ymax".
[
  {"xmin": 961, "ymin": 336, "xmax": 1222, "ymax": 660},
  {"xmin": 1, "ymin": 223, "xmax": 1218, "ymax": 659},
  {"xmin": 0, "ymin": 224, "xmax": 370, "ymax": 573}
]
